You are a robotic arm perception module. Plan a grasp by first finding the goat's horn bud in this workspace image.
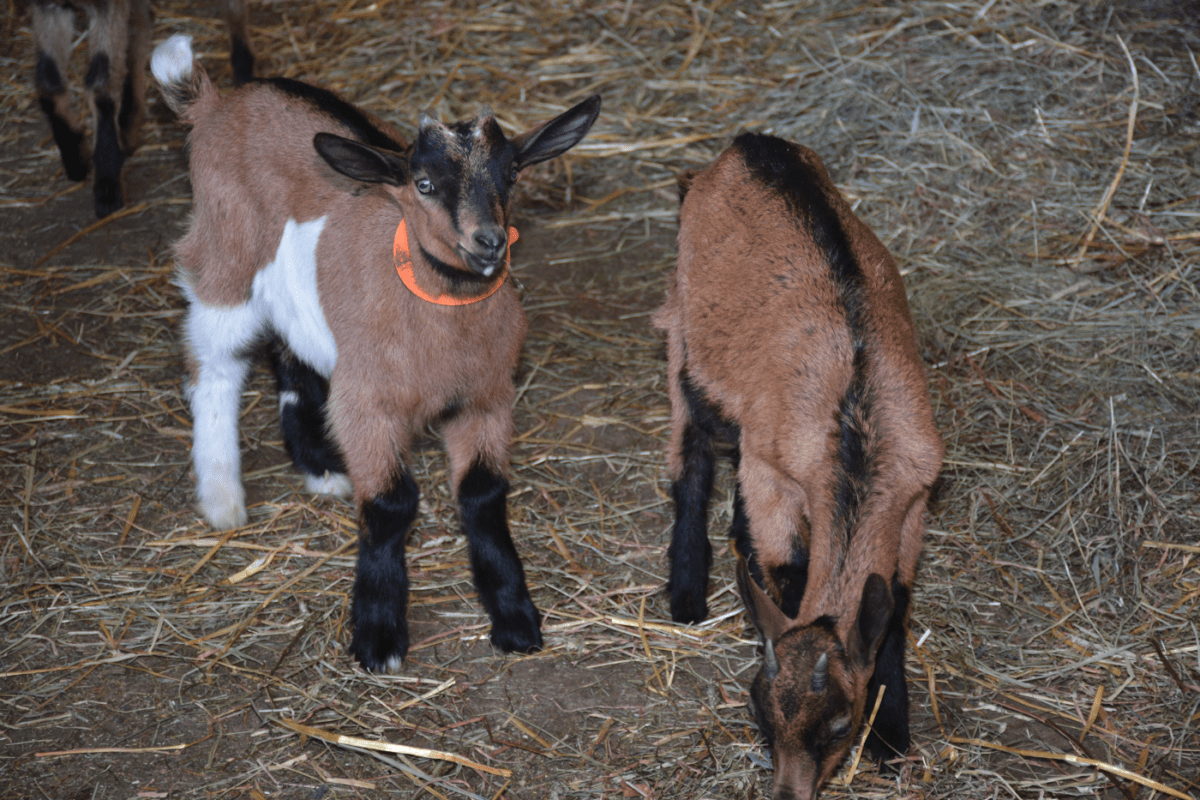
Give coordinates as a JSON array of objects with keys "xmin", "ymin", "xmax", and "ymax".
[
  {"xmin": 811, "ymin": 653, "xmax": 829, "ymax": 693},
  {"xmin": 764, "ymin": 638, "xmax": 780, "ymax": 681}
]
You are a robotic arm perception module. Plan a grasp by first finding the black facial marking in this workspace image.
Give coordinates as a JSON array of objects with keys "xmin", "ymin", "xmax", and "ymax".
[{"xmin": 412, "ymin": 126, "xmax": 461, "ymax": 215}]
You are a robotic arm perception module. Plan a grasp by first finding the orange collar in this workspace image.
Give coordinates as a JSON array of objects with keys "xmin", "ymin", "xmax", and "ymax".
[{"xmin": 394, "ymin": 219, "xmax": 518, "ymax": 306}]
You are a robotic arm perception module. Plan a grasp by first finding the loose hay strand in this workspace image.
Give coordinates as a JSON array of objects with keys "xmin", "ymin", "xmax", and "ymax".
[
  {"xmin": 274, "ymin": 718, "xmax": 513, "ymax": 779},
  {"xmin": 949, "ymin": 737, "xmax": 1197, "ymax": 800}
]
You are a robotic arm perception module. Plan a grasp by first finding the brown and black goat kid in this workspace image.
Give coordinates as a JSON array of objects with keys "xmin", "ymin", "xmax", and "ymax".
[
  {"xmin": 31, "ymin": 0, "xmax": 253, "ymax": 218},
  {"xmin": 654, "ymin": 133, "xmax": 942, "ymax": 800},
  {"xmin": 151, "ymin": 34, "xmax": 600, "ymax": 673}
]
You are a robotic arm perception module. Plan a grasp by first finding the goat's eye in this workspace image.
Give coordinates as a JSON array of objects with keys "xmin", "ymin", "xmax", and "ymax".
[
  {"xmin": 509, "ymin": 167, "xmax": 519, "ymax": 182},
  {"xmin": 829, "ymin": 717, "xmax": 853, "ymax": 741},
  {"xmin": 416, "ymin": 178, "xmax": 434, "ymax": 194}
]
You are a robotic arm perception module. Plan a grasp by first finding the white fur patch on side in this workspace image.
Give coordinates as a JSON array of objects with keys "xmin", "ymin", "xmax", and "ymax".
[
  {"xmin": 252, "ymin": 217, "xmax": 338, "ymax": 379},
  {"xmin": 151, "ymin": 33, "xmax": 193, "ymax": 86},
  {"xmin": 183, "ymin": 282, "xmax": 264, "ymax": 530},
  {"xmin": 278, "ymin": 390, "xmax": 300, "ymax": 410},
  {"xmin": 304, "ymin": 471, "xmax": 354, "ymax": 498}
]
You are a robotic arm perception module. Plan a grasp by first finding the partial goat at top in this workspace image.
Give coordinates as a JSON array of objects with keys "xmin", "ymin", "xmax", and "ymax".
[
  {"xmin": 654, "ymin": 133, "xmax": 942, "ymax": 800},
  {"xmin": 151, "ymin": 34, "xmax": 600, "ymax": 674},
  {"xmin": 30, "ymin": 0, "xmax": 253, "ymax": 218}
]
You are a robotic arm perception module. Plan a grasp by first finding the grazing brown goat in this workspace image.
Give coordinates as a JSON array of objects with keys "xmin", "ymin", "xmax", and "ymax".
[
  {"xmin": 151, "ymin": 34, "xmax": 600, "ymax": 674},
  {"xmin": 30, "ymin": 0, "xmax": 253, "ymax": 218},
  {"xmin": 654, "ymin": 133, "xmax": 942, "ymax": 800}
]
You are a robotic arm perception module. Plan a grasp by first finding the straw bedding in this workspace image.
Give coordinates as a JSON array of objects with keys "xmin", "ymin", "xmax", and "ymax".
[{"xmin": 1, "ymin": 0, "xmax": 1198, "ymax": 797}]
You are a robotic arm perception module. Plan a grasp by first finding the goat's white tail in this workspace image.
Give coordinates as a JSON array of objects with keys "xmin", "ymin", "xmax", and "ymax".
[{"xmin": 151, "ymin": 34, "xmax": 217, "ymax": 121}]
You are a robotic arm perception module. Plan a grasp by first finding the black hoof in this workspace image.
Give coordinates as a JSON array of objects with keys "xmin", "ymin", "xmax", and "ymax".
[
  {"xmin": 93, "ymin": 178, "xmax": 123, "ymax": 218},
  {"xmin": 489, "ymin": 599, "xmax": 542, "ymax": 654},
  {"xmin": 349, "ymin": 618, "xmax": 408, "ymax": 674},
  {"xmin": 669, "ymin": 580, "xmax": 709, "ymax": 624}
]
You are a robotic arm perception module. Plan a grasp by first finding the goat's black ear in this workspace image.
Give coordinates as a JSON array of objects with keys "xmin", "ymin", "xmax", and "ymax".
[
  {"xmin": 314, "ymin": 133, "xmax": 410, "ymax": 186},
  {"xmin": 850, "ymin": 573, "xmax": 894, "ymax": 667},
  {"xmin": 511, "ymin": 94, "xmax": 601, "ymax": 171}
]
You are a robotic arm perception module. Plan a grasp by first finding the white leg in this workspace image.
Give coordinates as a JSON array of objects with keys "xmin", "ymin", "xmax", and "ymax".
[{"xmin": 184, "ymin": 291, "xmax": 263, "ymax": 529}]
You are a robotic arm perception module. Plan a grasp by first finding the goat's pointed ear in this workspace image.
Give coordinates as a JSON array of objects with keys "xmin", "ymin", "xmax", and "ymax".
[
  {"xmin": 850, "ymin": 573, "xmax": 894, "ymax": 667},
  {"xmin": 511, "ymin": 94, "xmax": 601, "ymax": 171},
  {"xmin": 677, "ymin": 170, "xmax": 698, "ymax": 203},
  {"xmin": 736, "ymin": 557, "xmax": 792, "ymax": 643},
  {"xmin": 314, "ymin": 133, "xmax": 410, "ymax": 186}
]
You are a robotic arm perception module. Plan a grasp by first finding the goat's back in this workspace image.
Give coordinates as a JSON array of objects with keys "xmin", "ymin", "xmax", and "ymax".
[
  {"xmin": 664, "ymin": 133, "xmax": 941, "ymax": 565},
  {"xmin": 177, "ymin": 73, "xmax": 408, "ymax": 305}
]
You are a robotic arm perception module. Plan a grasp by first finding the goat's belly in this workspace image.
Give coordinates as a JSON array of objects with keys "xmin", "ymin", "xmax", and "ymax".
[{"xmin": 251, "ymin": 216, "xmax": 338, "ymax": 378}]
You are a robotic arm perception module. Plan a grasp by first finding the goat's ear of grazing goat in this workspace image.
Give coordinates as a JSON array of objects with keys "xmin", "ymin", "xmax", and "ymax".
[
  {"xmin": 511, "ymin": 94, "xmax": 602, "ymax": 171},
  {"xmin": 676, "ymin": 170, "xmax": 698, "ymax": 203},
  {"xmin": 736, "ymin": 557, "xmax": 792, "ymax": 645},
  {"xmin": 849, "ymin": 573, "xmax": 894, "ymax": 667},
  {"xmin": 313, "ymin": 132, "xmax": 411, "ymax": 186}
]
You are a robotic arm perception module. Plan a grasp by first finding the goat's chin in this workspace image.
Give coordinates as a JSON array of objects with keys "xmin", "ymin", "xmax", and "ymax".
[{"xmin": 459, "ymin": 249, "xmax": 505, "ymax": 278}]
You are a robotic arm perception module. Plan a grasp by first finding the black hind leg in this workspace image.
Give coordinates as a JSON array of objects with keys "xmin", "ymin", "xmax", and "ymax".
[
  {"xmin": 269, "ymin": 341, "xmax": 350, "ymax": 495},
  {"xmin": 32, "ymin": 4, "xmax": 91, "ymax": 183},
  {"xmin": 865, "ymin": 580, "xmax": 912, "ymax": 769}
]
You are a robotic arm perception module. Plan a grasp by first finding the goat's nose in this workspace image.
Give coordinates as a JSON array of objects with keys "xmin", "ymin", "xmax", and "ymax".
[{"xmin": 474, "ymin": 228, "xmax": 506, "ymax": 257}]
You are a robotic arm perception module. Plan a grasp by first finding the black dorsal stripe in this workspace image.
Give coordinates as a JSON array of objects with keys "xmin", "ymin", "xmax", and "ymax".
[
  {"xmin": 265, "ymin": 77, "xmax": 404, "ymax": 153},
  {"xmin": 733, "ymin": 133, "xmax": 874, "ymax": 560}
]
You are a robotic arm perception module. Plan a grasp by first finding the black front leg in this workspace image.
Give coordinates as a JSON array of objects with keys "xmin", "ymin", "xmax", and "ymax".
[
  {"xmin": 349, "ymin": 470, "xmax": 419, "ymax": 673},
  {"xmin": 667, "ymin": 415, "xmax": 716, "ymax": 624},
  {"xmin": 86, "ymin": 54, "xmax": 125, "ymax": 218},
  {"xmin": 458, "ymin": 461, "xmax": 541, "ymax": 653},
  {"xmin": 864, "ymin": 579, "xmax": 912, "ymax": 768},
  {"xmin": 36, "ymin": 53, "xmax": 90, "ymax": 182}
]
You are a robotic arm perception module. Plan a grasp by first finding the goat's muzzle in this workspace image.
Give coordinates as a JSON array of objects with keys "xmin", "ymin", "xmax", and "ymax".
[{"xmin": 461, "ymin": 226, "xmax": 509, "ymax": 277}]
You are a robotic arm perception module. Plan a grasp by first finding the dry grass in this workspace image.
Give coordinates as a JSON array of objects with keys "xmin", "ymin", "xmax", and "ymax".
[{"xmin": 2, "ymin": 0, "xmax": 1199, "ymax": 798}]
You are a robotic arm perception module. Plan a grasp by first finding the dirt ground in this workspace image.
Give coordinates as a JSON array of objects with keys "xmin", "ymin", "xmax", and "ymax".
[{"xmin": 2, "ymin": 1, "xmax": 1199, "ymax": 799}]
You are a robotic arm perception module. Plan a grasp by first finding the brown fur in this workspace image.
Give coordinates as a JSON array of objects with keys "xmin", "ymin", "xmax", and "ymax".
[
  {"xmin": 656, "ymin": 133, "xmax": 942, "ymax": 799},
  {"xmin": 154, "ymin": 36, "xmax": 599, "ymax": 671},
  {"xmin": 169, "ymin": 69, "xmax": 524, "ymax": 502}
]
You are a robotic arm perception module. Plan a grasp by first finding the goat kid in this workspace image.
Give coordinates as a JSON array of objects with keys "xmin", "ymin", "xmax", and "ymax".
[
  {"xmin": 31, "ymin": 0, "xmax": 252, "ymax": 218},
  {"xmin": 654, "ymin": 133, "xmax": 942, "ymax": 800},
  {"xmin": 151, "ymin": 34, "xmax": 600, "ymax": 674}
]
